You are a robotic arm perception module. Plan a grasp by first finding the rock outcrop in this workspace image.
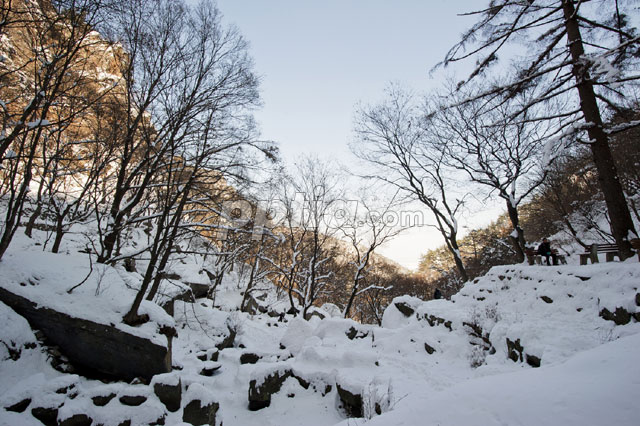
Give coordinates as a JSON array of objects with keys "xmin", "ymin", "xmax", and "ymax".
[{"xmin": 0, "ymin": 287, "xmax": 172, "ymax": 381}]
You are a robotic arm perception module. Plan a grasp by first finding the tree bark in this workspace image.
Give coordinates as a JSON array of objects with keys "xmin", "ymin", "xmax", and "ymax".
[
  {"xmin": 51, "ymin": 215, "xmax": 65, "ymax": 253},
  {"xmin": 505, "ymin": 201, "xmax": 526, "ymax": 263},
  {"xmin": 449, "ymin": 237, "xmax": 469, "ymax": 283},
  {"xmin": 343, "ymin": 271, "xmax": 362, "ymax": 320},
  {"xmin": 562, "ymin": 0, "xmax": 637, "ymax": 259},
  {"xmin": 24, "ymin": 203, "xmax": 42, "ymax": 238}
]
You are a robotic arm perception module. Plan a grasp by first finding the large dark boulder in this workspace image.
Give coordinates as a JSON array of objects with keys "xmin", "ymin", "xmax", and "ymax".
[
  {"xmin": 5, "ymin": 398, "xmax": 31, "ymax": 413},
  {"xmin": 59, "ymin": 413, "xmax": 93, "ymax": 426},
  {"xmin": 394, "ymin": 302, "xmax": 414, "ymax": 317},
  {"xmin": 0, "ymin": 287, "xmax": 172, "ymax": 382},
  {"xmin": 424, "ymin": 342, "xmax": 436, "ymax": 354},
  {"xmin": 182, "ymin": 384, "xmax": 219, "ymax": 426},
  {"xmin": 600, "ymin": 307, "xmax": 632, "ymax": 325},
  {"xmin": 240, "ymin": 352, "xmax": 261, "ymax": 365},
  {"xmin": 187, "ymin": 282, "xmax": 210, "ymax": 299},
  {"xmin": 243, "ymin": 295, "xmax": 269, "ymax": 315},
  {"xmin": 31, "ymin": 406, "xmax": 59, "ymax": 426},
  {"xmin": 119, "ymin": 395, "xmax": 147, "ymax": 406},
  {"xmin": 91, "ymin": 393, "xmax": 115, "ymax": 407},
  {"xmin": 526, "ymin": 354, "xmax": 541, "ymax": 368},
  {"xmin": 506, "ymin": 338, "xmax": 524, "ymax": 363},
  {"xmin": 183, "ymin": 399, "xmax": 218, "ymax": 426},
  {"xmin": 420, "ymin": 313, "xmax": 452, "ymax": 331},
  {"xmin": 248, "ymin": 369, "xmax": 293, "ymax": 410},
  {"xmin": 336, "ymin": 383, "xmax": 363, "ymax": 418},
  {"xmin": 152, "ymin": 374, "xmax": 182, "ymax": 413},
  {"xmin": 215, "ymin": 326, "xmax": 236, "ymax": 351}
]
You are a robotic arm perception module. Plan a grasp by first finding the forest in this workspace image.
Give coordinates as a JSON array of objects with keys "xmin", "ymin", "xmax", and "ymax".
[{"xmin": 1, "ymin": 1, "xmax": 639, "ymax": 426}]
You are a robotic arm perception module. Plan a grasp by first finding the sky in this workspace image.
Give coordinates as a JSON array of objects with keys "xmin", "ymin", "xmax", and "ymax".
[{"xmin": 215, "ymin": 0, "xmax": 504, "ymax": 270}]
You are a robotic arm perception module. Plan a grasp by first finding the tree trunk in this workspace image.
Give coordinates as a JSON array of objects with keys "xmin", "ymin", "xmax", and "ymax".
[
  {"xmin": 450, "ymin": 238, "xmax": 469, "ymax": 282},
  {"xmin": 505, "ymin": 201, "xmax": 526, "ymax": 263},
  {"xmin": 240, "ymin": 255, "xmax": 258, "ymax": 312},
  {"xmin": 98, "ymin": 229, "xmax": 118, "ymax": 263},
  {"xmin": 562, "ymin": 0, "xmax": 637, "ymax": 259},
  {"xmin": 123, "ymin": 258, "xmax": 156, "ymax": 325},
  {"xmin": 24, "ymin": 203, "xmax": 42, "ymax": 238},
  {"xmin": 51, "ymin": 216, "xmax": 65, "ymax": 253},
  {"xmin": 343, "ymin": 273, "xmax": 361, "ymax": 320}
]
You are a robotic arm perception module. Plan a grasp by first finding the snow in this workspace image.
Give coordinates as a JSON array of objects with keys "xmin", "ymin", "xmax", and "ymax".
[
  {"xmin": 0, "ymin": 246, "xmax": 172, "ymax": 346},
  {"xmin": 184, "ymin": 382, "xmax": 216, "ymax": 405},
  {"xmin": 151, "ymin": 372, "xmax": 181, "ymax": 387},
  {"xmin": 338, "ymin": 332, "xmax": 640, "ymax": 426},
  {"xmin": 280, "ymin": 317, "xmax": 315, "ymax": 356},
  {"xmin": 381, "ymin": 294, "xmax": 422, "ymax": 329},
  {"xmin": 26, "ymin": 119, "xmax": 49, "ymax": 129},
  {"xmin": 0, "ymin": 302, "xmax": 37, "ymax": 361},
  {"xmin": 1, "ymin": 202, "xmax": 640, "ymax": 426}
]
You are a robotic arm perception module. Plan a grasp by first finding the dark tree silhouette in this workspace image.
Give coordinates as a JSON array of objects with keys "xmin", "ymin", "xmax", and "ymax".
[{"xmin": 440, "ymin": 0, "xmax": 640, "ymax": 258}]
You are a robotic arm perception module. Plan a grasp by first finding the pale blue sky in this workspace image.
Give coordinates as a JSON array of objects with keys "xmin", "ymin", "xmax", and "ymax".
[
  {"xmin": 215, "ymin": 1, "xmax": 499, "ymax": 269},
  {"xmin": 217, "ymin": 0, "xmax": 478, "ymax": 160}
]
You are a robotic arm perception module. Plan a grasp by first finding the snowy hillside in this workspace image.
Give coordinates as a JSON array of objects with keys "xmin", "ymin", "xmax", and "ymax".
[{"xmin": 1, "ymin": 224, "xmax": 639, "ymax": 425}]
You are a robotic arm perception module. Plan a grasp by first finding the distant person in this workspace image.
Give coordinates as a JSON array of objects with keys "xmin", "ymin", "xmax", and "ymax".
[
  {"xmin": 433, "ymin": 288, "xmax": 442, "ymax": 300},
  {"xmin": 537, "ymin": 238, "xmax": 558, "ymax": 265}
]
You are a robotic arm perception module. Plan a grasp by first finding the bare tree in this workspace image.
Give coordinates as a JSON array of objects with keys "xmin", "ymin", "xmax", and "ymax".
[
  {"xmin": 353, "ymin": 86, "xmax": 469, "ymax": 282},
  {"xmin": 112, "ymin": 0, "xmax": 268, "ymax": 324},
  {"xmin": 0, "ymin": 0, "xmax": 114, "ymax": 260},
  {"xmin": 431, "ymin": 86, "xmax": 555, "ymax": 262},
  {"xmin": 339, "ymin": 191, "xmax": 402, "ymax": 318},
  {"xmin": 440, "ymin": 0, "xmax": 640, "ymax": 258},
  {"xmin": 261, "ymin": 158, "xmax": 343, "ymax": 318}
]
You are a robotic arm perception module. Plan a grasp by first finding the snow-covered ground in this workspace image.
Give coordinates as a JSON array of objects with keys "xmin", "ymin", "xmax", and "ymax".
[{"xmin": 1, "ymin": 221, "xmax": 639, "ymax": 425}]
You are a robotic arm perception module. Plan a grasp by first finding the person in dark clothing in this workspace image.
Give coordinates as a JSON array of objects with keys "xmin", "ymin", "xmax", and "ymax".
[
  {"xmin": 537, "ymin": 238, "xmax": 558, "ymax": 265},
  {"xmin": 433, "ymin": 288, "xmax": 442, "ymax": 300}
]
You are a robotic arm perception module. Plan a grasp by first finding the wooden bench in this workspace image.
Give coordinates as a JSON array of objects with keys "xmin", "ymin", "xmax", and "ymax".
[
  {"xmin": 525, "ymin": 247, "xmax": 542, "ymax": 265},
  {"xmin": 525, "ymin": 247, "xmax": 567, "ymax": 266},
  {"xmin": 580, "ymin": 239, "xmax": 640, "ymax": 265}
]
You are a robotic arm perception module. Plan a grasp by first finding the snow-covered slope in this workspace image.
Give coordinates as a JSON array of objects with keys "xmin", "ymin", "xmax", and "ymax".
[
  {"xmin": 1, "ymin": 224, "xmax": 639, "ymax": 425},
  {"xmin": 341, "ymin": 332, "xmax": 640, "ymax": 426}
]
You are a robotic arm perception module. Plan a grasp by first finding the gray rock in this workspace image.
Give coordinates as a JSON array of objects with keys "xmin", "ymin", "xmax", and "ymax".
[
  {"xmin": 0, "ymin": 287, "xmax": 173, "ymax": 382},
  {"xmin": 31, "ymin": 406, "xmax": 58, "ymax": 426},
  {"xmin": 345, "ymin": 326, "xmax": 369, "ymax": 340},
  {"xmin": 91, "ymin": 393, "xmax": 115, "ymax": 406},
  {"xmin": 119, "ymin": 395, "xmax": 147, "ymax": 406},
  {"xmin": 526, "ymin": 354, "xmax": 541, "ymax": 368},
  {"xmin": 394, "ymin": 302, "xmax": 414, "ymax": 317},
  {"xmin": 243, "ymin": 295, "xmax": 268, "ymax": 315},
  {"xmin": 600, "ymin": 307, "xmax": 632, "ymax": 325},
  {"xmin": 215, "ymin": 326, "xmax": 236, "ymax": 351},
  {"xmin": 540, "ymin": 295, "xmax": 553, "ymax": 304},
  {"xmin": 424, "ymin": 342, "xmax": 436, "ymax": 354},
  {"xmin": 308, "ymin": 310, "xmax": 325, "ymax": 320},
  {"xmin": 5, "ymin": 398, "xmax": 30, "ymax": 413},
  {"xmin": 153, "ymin": 378, "xmax": 182, "ymax": 413},
  {"xmin": 187, "ymin": 282, "xmax": 209, "ymax": 299},
  {"xmin": 336, "ymin": 383, "xmax": 362, "ymax": 418},
  {"xmin": 248, "ymin": 369, "xmax": 293, "ymax": 410},
  {"xmin": 421, "ymin": 313, "xmax": 452, "ymax": 331},
  {"xmin": 199, "ymin": 363, "xmax": 221, "ymax": 376},
  {"xmin": 123, "ymin": 258, "xmax": 137, "ymax": 273},
  {"xmin": 506, "ymin": 338, "xmax": 524, "ymax": 363},
  {"xmin": 196, "ymin": 349, "xmax": 219, "ymax": 362},
  {"xmin": 59, "ymin": 414, "xmax": 93, "ymax": 426},
  {"xmin": 240, "ymin": 353, "xmax": 261, "ymax": 365},
  {"xmin": 182, "ymin": 399, "xmax": 219, "ymax": 426}
]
